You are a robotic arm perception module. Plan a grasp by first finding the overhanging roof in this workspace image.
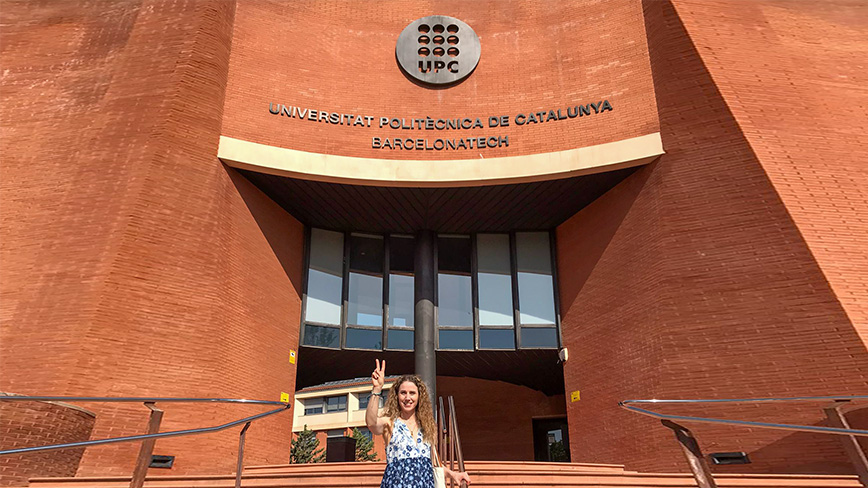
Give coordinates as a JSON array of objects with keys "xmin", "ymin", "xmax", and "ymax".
[{"xmin": 238, "ymin": 165, "xmax": 639, "ymax": 233}]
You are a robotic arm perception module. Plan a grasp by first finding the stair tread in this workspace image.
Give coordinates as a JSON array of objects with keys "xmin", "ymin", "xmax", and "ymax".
[{"xmin": 27, "ymin": 462, "xmax": 861, "ymax": 488}]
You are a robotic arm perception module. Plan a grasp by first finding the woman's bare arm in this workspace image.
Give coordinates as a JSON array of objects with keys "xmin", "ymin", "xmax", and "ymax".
[{"xmin": 365, "ymin": 359, "xmax": 390, "ymax": 435}]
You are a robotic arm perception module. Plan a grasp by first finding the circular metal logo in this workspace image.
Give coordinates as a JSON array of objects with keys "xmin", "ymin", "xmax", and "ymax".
[{"xmin": 396, "ymin": 16, "xmax": 481, "ymax": 85}]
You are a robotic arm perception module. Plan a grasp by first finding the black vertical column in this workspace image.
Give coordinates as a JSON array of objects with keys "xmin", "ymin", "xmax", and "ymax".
[{"xmin": 415, "ymin": 229, "xmax": 436, "ymax": 405}]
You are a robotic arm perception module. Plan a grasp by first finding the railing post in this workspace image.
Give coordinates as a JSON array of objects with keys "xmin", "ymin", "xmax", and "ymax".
[
  {"xmin": 824, "ymin": 401, "xmax": 868, "ymax": 487},
  {"xmin": 661, "ymin": 420, "xmax": 717, "ymax": 488},
  {"xmin": 448, "ymin": 397, "xmax": 467, "ymax": 488},
  {"xmin": 438, "ymin": 397, "xmax": 446, "ymax": 463},
  {"xmin": 130, "ymin": 402, "xmax": 164, "ymax": 488},
  {"xmin": 448, "ymin": 401, "xmax": 455, "ymax": 488},
  {"xmin": 234, "ymin": 422, "xmax": 251, "ymax": 488}
]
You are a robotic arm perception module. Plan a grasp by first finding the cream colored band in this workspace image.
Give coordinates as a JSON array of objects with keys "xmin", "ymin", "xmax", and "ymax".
[{"xmin": 218, "ymin": 133, "xmax": 663, "ymax": 188}]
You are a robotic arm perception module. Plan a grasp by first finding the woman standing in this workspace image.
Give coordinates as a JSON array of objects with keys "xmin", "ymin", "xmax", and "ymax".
[{"xmin": 366, "ymin": 359, "xmax": 472, "ymax": 488}]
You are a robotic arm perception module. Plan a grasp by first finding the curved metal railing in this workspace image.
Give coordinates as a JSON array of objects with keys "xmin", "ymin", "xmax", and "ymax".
[
  {"xmin": 0, "ymin": 395, "xmax": 291, "ymax": 488},
  {"xmin": 619, "ymin": 395, "xmax": 868, "ymax": 488},
  {"xmin": 620, "ymin": 395, "xmax": 868, "ymax": 437}
]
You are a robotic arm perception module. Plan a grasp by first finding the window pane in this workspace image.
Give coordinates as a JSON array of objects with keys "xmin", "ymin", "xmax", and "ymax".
[
  {"xmin": 438, "ymin": 274, "xmax": 472, "ymax": 326},
  {"xmin": 521, "ymin": 327, "xmax": 558, "ymax": 348},
  {"xmin": 358, "ymin": 392, "xmax": 370, "ymax": 410},
  {"xmin": 389, "ymin": 274, "xmax": 414, "ymax": 328},
  {"xmin": 348, "ymin": 234, "xmax": 384, "ymax": 327},
  {"xmin": 389, "ymin": 236, "xmax": 415, "ymax": 328},
  {"xmin": 358, "ymin": 427, "xmax": 373, "ymax": 441},
  {"xmin": 327, "ymin": 429, "xmax": 345, "ymax": 437},
  {"xmin": 303, "ymin": 324, "xmax": 340, "ymax": 348},
  {"xmin": 326, "ymin": 395, "xmax": 347, "ymax": 412},
  {"xmin": 516, "ymin": 232, "xmax": 556, "ymax": 325},
  {"xmin": 479, "ymin": 328, "xmax": 515, "ymax": 349},
  {"xmin": 438, "ymin": 236, "xmax": 471, "ymax": 273},
  {"xmin": 346, "ymin": 328, "xmax": 383, "ymax": 350},
  {"xmin": 477, "ymin": 234, "xmax": 514, "ymax": 326},
  {"xmin": 304, "ymin": 398, "xmax": 323, "ymax": 415},
  {"xmin": 359, "ymin": 392, "xmax": 386, "ymax": 410},
  {"xmin": 305, "ymin": 229, "xmax": 344, "ymax": 325},
  {"xmin": 348, "ymin": 274, "xmax": 383, "ymax": 326},
  {"xmin": 439, "ymin": 329, "xmax": 473, "ymax": 350},
  {"xmin": 387, "ymin": 328, "xmax": 414, "ymax": 350},
  {"xmin": 438, "ymin": 235, "xmax": 472, "ymax": 327},
  {"xmin": 389, "ymin": 236, "xmax": 415, "ymax": 273}
]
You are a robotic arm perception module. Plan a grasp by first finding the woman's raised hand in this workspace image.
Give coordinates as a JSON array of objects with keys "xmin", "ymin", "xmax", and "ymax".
[{"xmin": 371, "ymin": 359, "xmax": 386, "ymax": 391}]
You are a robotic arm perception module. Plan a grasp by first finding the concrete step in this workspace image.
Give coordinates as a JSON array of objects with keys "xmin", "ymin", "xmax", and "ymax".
[
  {"xmin": 245, "ymin": 460, "xmax": 628, "ymax": 475},
  {"xmin": 28, "ymin": 462, "xmax": 861, "ymax": 488}
]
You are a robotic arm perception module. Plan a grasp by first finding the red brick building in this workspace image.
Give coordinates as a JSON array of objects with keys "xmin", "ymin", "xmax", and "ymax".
[{"xmin": 2, "ymin": 0, "xmax": 867, "ymax": 481}]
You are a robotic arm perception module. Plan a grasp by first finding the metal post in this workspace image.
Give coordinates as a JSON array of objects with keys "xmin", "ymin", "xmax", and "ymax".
[
  {"xmin": 234, "ymin": 422, "xmax": 251, "ymax": 488},
  {"xmin": 130, "ymin": 402, "xmax": 164, "ymax": 488},
  {"xmin": 448, "ymin": 399, "xmax": 456, "ymax": 488},
  {"xmin": 824, "ymin": 401, "xmax": 868, "ymax": 487},
  {"xmin": 438, "ymin": 397, "xmax": 446, "ymax": 462},
  {"xmin": 415, "ymin": 229, "xmax": 437, "ymax": 405},
  {"xmin": 661, "ymin": 420, "xmax": 717, "ymax": 488},
  {"xmin": 449, "ymin": 397, "xmax": 467, "ymax": 488}
]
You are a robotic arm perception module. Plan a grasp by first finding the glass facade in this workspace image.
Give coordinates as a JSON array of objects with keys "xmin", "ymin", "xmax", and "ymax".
[{"xmin": 301, "ymin": 229, "xmax": 560, "ymax": 351}]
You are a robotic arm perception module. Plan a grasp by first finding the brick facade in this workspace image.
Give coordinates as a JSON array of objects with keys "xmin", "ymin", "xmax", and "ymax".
[
  {"xmin": 1, "ymin": 0, "xmax": 866, "ymax": 479},
  {"xmin": 221, "ymin": 0, "xmax": 659, "ymax": 160},
  {"xmin": 1, "ymin": 0, "xmax": 304, "ymax": 477},
  {"xmin": 557, "ymin": 0, "xmax": 868, "ymax": 474},
  {"xmin": 0, "ymin": 398, "xmax": 95, "ymax": 486}
]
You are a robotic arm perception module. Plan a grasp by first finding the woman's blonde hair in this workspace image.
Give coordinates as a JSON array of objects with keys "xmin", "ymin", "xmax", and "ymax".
[{"xmin": 381, "ymin": 375, "xmax": 438, "ymax": 447}]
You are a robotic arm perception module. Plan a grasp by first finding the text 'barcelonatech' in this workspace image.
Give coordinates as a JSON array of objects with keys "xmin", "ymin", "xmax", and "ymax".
[{"xmin": 267, "ymin": 100, "xmax": 614, "ymax": 151}]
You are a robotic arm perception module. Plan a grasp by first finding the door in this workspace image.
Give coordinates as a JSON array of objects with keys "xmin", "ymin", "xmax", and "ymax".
[{"xmin": 532, "ymin": 417, "xmax": 570, "ymax": 462}]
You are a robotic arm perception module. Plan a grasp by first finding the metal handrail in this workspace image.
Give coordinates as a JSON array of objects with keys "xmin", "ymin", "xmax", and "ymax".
[
  {"xmin": 0, "ymin": 395, "xmax": 291, "ymax": 488},
  {"xmin": 622, "ymin": 394, "xmax": 868, "ymax": 405},
  {"xmin": 437, "ymin": 396, "xmax": 467, "ymax": 488},
  {"xmin": 619, "ymin": 395, "xmax": 868, "ymax": 437},
  {"xmin": 619, "ymin": 395, "xmax": 868, "ymax": 488},
  {"xmin": 0, "ymin": 396, "xmax": 287, "ymax": 405}
]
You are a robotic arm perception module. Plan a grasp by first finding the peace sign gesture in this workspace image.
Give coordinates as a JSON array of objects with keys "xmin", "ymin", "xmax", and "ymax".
[{"xmin": 371, "ymin": 359, "xmax": 386, "ymax": 391}]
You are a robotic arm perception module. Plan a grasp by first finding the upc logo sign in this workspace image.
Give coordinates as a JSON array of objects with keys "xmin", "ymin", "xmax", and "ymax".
[{"xmin": 396, "ymin": 15, "xmax": 481, "ymax": 86}]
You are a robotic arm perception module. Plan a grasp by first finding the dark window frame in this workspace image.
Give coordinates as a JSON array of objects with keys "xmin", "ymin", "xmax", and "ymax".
[{"xmin": 301, "ymin": 228, "xmax": 561, "ymax": 352}]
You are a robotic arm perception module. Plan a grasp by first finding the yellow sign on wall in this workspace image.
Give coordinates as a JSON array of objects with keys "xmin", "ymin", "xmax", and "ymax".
[
  {"xmin": 280, "ymin": 392, "xmax": 290, "ymax": 403},
  {"xmin": 570, "ymin": 390, "xmax": 581, "ymax": 402},
  {"xmin": 289, "ymin": 350, "xmax": 297, "ymax": 364}
]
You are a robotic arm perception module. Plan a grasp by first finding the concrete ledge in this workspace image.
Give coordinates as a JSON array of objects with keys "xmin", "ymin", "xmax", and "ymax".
[{"xmin": 218, "ymin": 133, "xmax": 663, "ymax": 188}]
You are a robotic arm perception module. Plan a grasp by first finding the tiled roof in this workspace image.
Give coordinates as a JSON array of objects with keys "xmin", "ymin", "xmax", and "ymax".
[{"xmin": 297, "ymin": 376, "xmax": 400, "ymax": 393}]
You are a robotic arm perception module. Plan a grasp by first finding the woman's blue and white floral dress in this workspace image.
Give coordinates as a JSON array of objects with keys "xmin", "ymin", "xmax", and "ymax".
[{"xmin": 381, "ymin": 418, "xmax": 434, "ymax": 488}]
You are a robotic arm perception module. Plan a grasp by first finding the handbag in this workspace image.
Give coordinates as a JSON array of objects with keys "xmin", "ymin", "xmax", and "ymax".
[{"xmin": 431, "ymin": 445, "xmax": 447, "ymax": 488}]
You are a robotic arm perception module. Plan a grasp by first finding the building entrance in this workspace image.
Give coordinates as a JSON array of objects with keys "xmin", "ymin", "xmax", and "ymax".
[{"xmin": 532, "ymin": 417, "xmax": 571, "ymax": 462}]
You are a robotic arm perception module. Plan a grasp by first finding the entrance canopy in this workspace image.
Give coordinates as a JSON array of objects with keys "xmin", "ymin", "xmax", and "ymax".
[{"xmin": 239, "ymin": 165, "xmax": 638, "ymax": 233}]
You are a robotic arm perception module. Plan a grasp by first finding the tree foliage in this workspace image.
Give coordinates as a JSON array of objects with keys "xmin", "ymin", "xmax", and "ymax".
[
  {"xmin": 549, "ymin": 440, "xmax": 568, "ymax": 462},
  {"xmin": 290, "ymin": 425, "xmax": 325, "ymax": 464},
  {"xmin": 352, "ymin": 427, "xmax": 379, "ymax": 462}
]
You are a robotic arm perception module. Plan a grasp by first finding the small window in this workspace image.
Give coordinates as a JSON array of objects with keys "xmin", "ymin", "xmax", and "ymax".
[
  {"xmin": 358, "ymin": 391, "xmax": 386, "ymax": 410},
  {"xmin": 358, "ymin": 392, "xmax": 371, "ymax": 410},
  {"xmin": 357, "ymin": 427, "xmax": 373, "ymax": 441},
  {"xmin": 327, "ymin": 429, "xmax": 346, "ymax": 438},
  {"xmin": 303, "ymin": 398, "xmax": 323, "ymax": 415},
  {"xmin": 326, "ymin": 395, "xmax": 347, "ymax": 413}
]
